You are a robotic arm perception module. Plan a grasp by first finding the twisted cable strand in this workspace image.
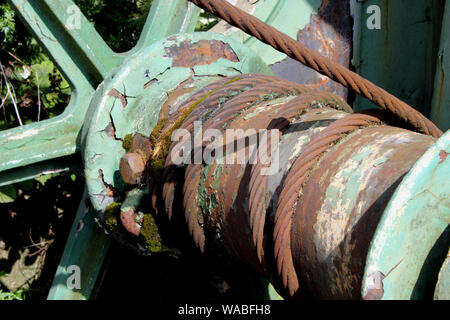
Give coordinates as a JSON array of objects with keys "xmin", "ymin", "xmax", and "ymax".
[
  {"xmin": 272, "ymin": 111, "xmax": 386, "ymax": 295},
  {"xmin": 187, "ymin": 0, "xmax": 442, "ymax": 138}
]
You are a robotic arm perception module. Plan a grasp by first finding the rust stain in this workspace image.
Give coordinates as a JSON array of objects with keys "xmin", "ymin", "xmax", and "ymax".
[
  {"xmin": 290, "ymin": 125, "xmax": 434, "ymax": 299},
  {"xmin": 158, "ymin": 78, "xmax": 197, "ymax": 120},
  {"xmin": 312, "ymin": 77, "xmax": 329, "ymax": 89},
  {"xmin": 143, "ymin": 79, "xmax": 157, "ymax": 89},
  {"xmin": 363, "ymin": 271, "xmax": 385, "ymax": 300},
  {"xmin": 165, "ymin": 39, "xmax": 239, "ymax": 68},
  {"xmin": 435, "ymin": 50, "xmax": 445, "ymax": 123},
  {"xmin": 103, "ymin": 122, "xmax": 115, "ymax": 138},
  {"xmin": 108, "ymin": 88, "xmax": 135, "ymax": 108},
  {"xmin": 120, "ymin": 209, "xmax": 141, "ymax": 237},
  {"xmin": 439, "ymin": 150, "xmax": 449, "ymax": 164},
  {"xmin": 294, "ymin": 0, "xmax": 352, "ymax": 97}
]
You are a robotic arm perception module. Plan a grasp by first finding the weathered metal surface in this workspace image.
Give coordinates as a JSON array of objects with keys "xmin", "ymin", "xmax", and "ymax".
[
  {"xmin": 291, "ymin": 125, "xmax": 435, "ymax": 299},
  {"xmin": 0, "ymin": 0, "xmax": 201, "ymax": 183},
  {"xmin": 109, "ymin": 70, "xmax": 447, "ymax": 300},
  {"xmin": 353, "ymin": 0, "xmax": 445, "ymax": 114},
  {"xmin": 2, "ymin": 0, "xmax": 448, "ymax": 301},
  {"xmin": 129, "ymin": 0, "xmax": 201, "ymax": 54},
  {"xmin": 153, "ymin": 74, "xmax": 356, "ymax": 298},
  {"xmin": 120, "ymin": 153, "xmax": 147, "ymax": 185},
  {"xmin": 82, "ymin": 33, "xmax": 271, "ymax": 213},
  {"xmin": 434, "ymin": 249, "xmax": 450, "ymax": 300},
  {"xmin": 362, "ymin": 130, "xmax": 450, "ymax": 300},
  {"xmin": 249, "ymin": 107, "xmax": 352, "ymax": 297},
  {"xmin": 119, "ymin": 133, "xmax": 153, "ymax": 185},
  {"xmin": 47, "ymin": 188, "xmax": 110, "ymax": 300},
  {"xmin": 1, "ymin": 0, "xmax": 208, "ymax": 301},
  {"xmin": 271, "ymin": 0, "xmax": 352, "ymax": 98},
  {"xmin": 165, "ymin": 39, "xmax": 239, "ymax": 67},
  {"xmin": 430, "ymin": 0, "xmax": 450, "ymax": 131},
  {"xmin": 209, "ymin": 0, "xmax": 323, "ymax": 66},
  {"xmin": 180, "ymin": 80, "xmax": 310, "ymax": 253},
  {"xmin": 189, "ymin": 0, "xmax": 443, "ymax": 137},
  {"xmin": 119, "ymin": 187, "xmax": 148, "ymax": 237},
  {"xmin": 0, "ymin": 156, "xmax": 77, "ymax": 187},
  {"xmin": 161, "ymin": 74, "xmax": 278, "ymax": 249},
  {"xmin": 82, "ymin": 33, "xmax": 272, "ymax": 256}
]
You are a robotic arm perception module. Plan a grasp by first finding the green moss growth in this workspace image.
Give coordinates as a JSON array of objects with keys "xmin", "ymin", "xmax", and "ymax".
[
  {"xmin": 149, "ymin": 78, "xmax": 243, "ymax": 184},
  {"xmin": 140, "ymin": 213, "xmax": 162, "ymax": 252},
  {"xmin": 104, "ymin": 202, "xmax": 122, "ymax": 232},
  {"xmin": 122, "ymin": 133, "xmax": 133, "ymax": 152},
  {"xmin": 150, "ymin": 118, "xmax": 168, "ymax": 146}
]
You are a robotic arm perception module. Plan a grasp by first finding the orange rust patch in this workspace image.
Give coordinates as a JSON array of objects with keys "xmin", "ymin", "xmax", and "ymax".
[
  {"xmin": 439, "ymin": 150, "xmax": 449, "ymax": 164},
  {"xmin": 108, "ymin": 88, "xmax": 128, "ymax": 108},
  {"xmin": 158, "ymin": 78, "xmax": 197, "ymax": 120},
  {"xmin": 165, "ymin": 39, "xmax": 239, "ymax": 68}
]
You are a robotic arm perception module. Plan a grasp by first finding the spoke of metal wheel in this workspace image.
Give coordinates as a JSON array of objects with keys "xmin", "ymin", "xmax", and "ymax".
[
  {"xmin": 47, "ymin": 188, "xmax": 110, "ymax": 300},
  {"xmin": 0, "ymin": 0, "xmax": 122, "ymax": 175},
  {"xmin": 8, "ymin": 0, "xmax": 123, "ymax": 84},
  {"xmin": 129, "ymin": 0, "xmax": 201, "ymax": 55}
]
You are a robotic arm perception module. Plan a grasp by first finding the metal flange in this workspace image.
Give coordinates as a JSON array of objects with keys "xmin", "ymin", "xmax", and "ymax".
[
  {"xmin": 362, "ymin": 130, "xmax": 450, "ymax": 300},
  {"xmin": 81, "ymin": 32, "xmax": 272, "ymax": 253}
]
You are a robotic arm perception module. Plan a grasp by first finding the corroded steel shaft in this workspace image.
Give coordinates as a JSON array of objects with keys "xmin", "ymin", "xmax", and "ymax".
[
  {"xmin": 187, "ymin": 0, "xmax": 442, "ymax": 138},
  {"xmin": 128, "ymin": 74, "xmax": 436, "ymax": 299}
]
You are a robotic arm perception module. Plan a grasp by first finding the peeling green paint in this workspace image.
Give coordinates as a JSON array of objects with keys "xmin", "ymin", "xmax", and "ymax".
[
  {"xmin": 83, "ymin": 33, "xmax": 272, "ymax": 212},
  {"xmin": 363, "ymin": 130, "xmax": 450, "ymax": 300},
  {"xmin": 209, "ymin": 0, "xmax": 322, "ymax": 65},
  {"xmin": 353, "ymin": 0, "xmax": 444, "ymax": 114},
  {"xmin": 431, "ymin": 1, "xmax": 450, "ymax": 131},
  {"xmin": 104, "ymin": 202, "xmax": 122, "ymax": 232}
]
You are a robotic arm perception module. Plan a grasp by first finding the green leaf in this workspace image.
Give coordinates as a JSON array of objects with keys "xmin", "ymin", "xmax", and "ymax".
[
  {"xmin": 0, "ymin": 185, "xmax": 17, "ymax": 203},
  {"xmin": 43, "ymin": 92, "xmax": 60, "ymax": 109},
  {"xmin": 0, "ymin": 289, "xmax": 25, "ymax": 300},
  {"xmin": 35, "ymin": 173, "xmax": 58, "ymax": 186},
  {"xmin": 31, "ymin": 60, "xmax": 54, "ymax": 90}
]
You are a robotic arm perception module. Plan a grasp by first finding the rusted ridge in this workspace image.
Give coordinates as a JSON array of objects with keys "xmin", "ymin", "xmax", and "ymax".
[
  {"xmin": 248, "ymin": 92, "xmax": 352, "ymax": 270},
  {"xmin": 272, "ymin": 111, "xmax": 385, "ymax": 296},
  {"xmin": 180, "ymin": 78, "xmax": 312, "ymax": 252},
  {"xmin": 291, "ymin": 126, "xmax": 435, "ymax": 299},
  {"xmin": 162, "ymin": 74, "xmax": 276, "ymax": 222},
  {"xmin": 165, "ymin": 39, "xmax": 239, "ymax": 68}
]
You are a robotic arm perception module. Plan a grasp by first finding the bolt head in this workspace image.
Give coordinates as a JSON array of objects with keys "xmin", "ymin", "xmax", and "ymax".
[
  {"xmin": 120, "ymin": 152, "xmax": 146, "ymax": 185},
  {"xmin": 131, "ymin": 133, "xmax": 152, "ymax": 160}
]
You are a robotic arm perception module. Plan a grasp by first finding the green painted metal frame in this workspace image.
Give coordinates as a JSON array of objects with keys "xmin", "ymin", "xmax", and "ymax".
[
  {"xmin": 1, "ymin": 0, "xmax": 202, "ymax": 300},
  {"xmin": 208, "ymin": 0, "xmax": 322, "ymax": 66},
  {"xmin": 362, "ymin": 130, "xmax": 450, "ymax": 300},
  {"xmin": 434, "ymin": 248, "xmax": 449, "ymax": 300},
  {"xmin": 47, "ymin": 188, "xmax": 110, "ymax": 300},
  {"xmin": 0, "ymin": 0, "xmax": 201, "ymax": 181},
  {"xmin": 431, "ymin": 0, "xmax": 450, "ymax": 131},
  {"xmin": 1, "ymin": 0, "xmax": 319, "ymax": 300},
  {"xmin": 353, "ymin": 0, "xmax": 444, "ymax": 117},
  {"xmin": 354, "ymin": 0, "xmax": 449, "ymax": 299}
]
